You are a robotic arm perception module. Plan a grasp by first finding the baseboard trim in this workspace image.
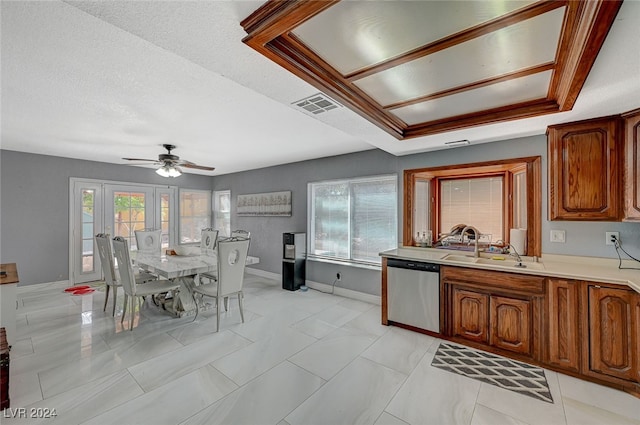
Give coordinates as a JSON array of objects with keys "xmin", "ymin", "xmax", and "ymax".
[
  {"xmin": 305, "ymin": 280, "xmax": 381, "ymax": 305},
  {"xmin": 245, "ymin": 267, "xmax": 280, "ymax": 281},
  {"xmin": 244, "ymin": 269, "xmax": 381, "ymax": 305}
]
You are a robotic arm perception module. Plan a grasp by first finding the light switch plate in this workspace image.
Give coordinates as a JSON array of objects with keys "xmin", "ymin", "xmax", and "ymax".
[{"xmin": 550, "ymin": 230, "xmax": 566, "ymax": 243}]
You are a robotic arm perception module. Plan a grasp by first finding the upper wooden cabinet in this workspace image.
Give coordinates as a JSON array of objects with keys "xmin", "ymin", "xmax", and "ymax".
[
  {"xmin": 548, "ymin": 116, "xmax": 622, "ymax": 221},
  {"xmin": 623, "ymin": 109, "xmax": 640, "ymax": 221}
]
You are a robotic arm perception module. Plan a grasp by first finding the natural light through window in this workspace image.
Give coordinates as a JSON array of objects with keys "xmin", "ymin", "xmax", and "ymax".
[
  {"xmin": 179, "ymin": 189, "xmax": 211, "ymax": 244},
  {"xmin": 308, "ymin": 175, "xmax": 397, "ymax": 265},
  {"xmin": 440, "ymin": 177, "xmax": 504, "ymax": 243}
]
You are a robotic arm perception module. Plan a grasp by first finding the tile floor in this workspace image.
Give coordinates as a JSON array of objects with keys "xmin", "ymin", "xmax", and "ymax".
[{"xmin": 4, "ymin": 275, "xmax": 640, "ymax": 425}]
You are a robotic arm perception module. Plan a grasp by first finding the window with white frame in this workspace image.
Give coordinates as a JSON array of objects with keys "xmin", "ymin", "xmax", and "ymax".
[
  {"xmin": 308, "ymin": 175, "xmax": 397, "ymax": 265},
  {"xmin": 179, "ymin": 189, "xmax": 211, "ymax": 244},
  {"xmin": 214, "ymin": 190, "xmax": 231, "ymax": 237}
]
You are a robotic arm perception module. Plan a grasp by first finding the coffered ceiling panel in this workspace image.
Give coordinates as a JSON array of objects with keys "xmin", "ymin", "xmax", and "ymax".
[
  {"xmin": 353, "ymin": 7, "xmax": 564, "ymax": 106},
  {"xmin": 392, "ymin": 70, "xmax": 553, "ymax": 125},
  {"xmin": 292, "ymin": 0, "xmax": 537, "ymax": 75},
  {"xmin": 242, "ymin": 0, "xmax": 622, "ymax": 140}
]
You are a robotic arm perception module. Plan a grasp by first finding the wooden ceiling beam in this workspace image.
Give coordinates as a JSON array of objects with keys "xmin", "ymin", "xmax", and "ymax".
[
  {"xmin": 241, "ymin": 0, "xmax": 623, "ymax": 140},
  {"xmin": 385, "ymin": 62, "xmax": 556, "ymax": 111}
]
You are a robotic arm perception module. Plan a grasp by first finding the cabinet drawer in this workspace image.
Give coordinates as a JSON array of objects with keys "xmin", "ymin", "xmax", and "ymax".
[{"xmin": 441, "ymin": 266, "xmax": 545, "ymax": 294}]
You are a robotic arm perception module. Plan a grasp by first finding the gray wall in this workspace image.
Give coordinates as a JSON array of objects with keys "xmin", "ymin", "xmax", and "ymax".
[
  {"xmin": 3, "ymin": 136, "xmax": 639, "ymax": 292},
  {"xmin": 214, "ymin": 134, "xmax": 640, "ymax": 296},
  {"xmin": 0, "ymin": 150, "xmax": 212, "ymax": 285},
  {"xmin": 212, "ymin": 149, "xmax": 398, "ymax": 296}
]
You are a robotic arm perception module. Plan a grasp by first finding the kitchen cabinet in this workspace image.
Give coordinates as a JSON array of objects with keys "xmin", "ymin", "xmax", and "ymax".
[
  {"xmin": 490, "ymin": 296, "xmax": 531, "ymax": 355},
  {"xmin": 452, "ymin": 288, "xmax": 489, "ymax": 343},
  {"xmin": 442, "ymin": 266, "xmax": 544, "ymax": 359},
  {"xmin": 547, "ymin": 278, "xmax": 581, "ymax": 373},
  {"xmin": 623, "ymin": 108, "xmax": 640, "ymax": 221},
  {"xmin": 548, "ymin": 116, "xmax": 622, "ymax": 221},
  {"xmin": 584, "ymin": 284, "xmax": 639, "ymax": 384}
]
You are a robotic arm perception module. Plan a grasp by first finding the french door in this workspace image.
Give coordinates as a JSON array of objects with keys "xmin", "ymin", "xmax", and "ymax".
[
  {"xmin": 70, "ymin": 179, "xmax": 177, "ymax": 284},
  {"xmin": 70, "ymin": 181, "xmax": 103, "ymax": 283},
  {"xmin": 104, "ymin": 185, "xmax": 155, "ymax": 251}
]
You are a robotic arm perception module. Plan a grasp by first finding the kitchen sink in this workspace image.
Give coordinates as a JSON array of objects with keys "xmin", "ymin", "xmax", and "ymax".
[
  {"xmin": 441, "ymin": 254, "xmax": 545, "ymax": 270},
  {"xmin": 475, "ymin": 257, "xmax": 545, "ymax": 270},
  {"xmin": 442, "ymin": 254, "xmax": 478, "ymax": 263}
]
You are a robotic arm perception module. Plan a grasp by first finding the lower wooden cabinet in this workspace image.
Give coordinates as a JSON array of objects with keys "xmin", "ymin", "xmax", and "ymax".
[
  {"xmin": 585, "ymin": 284, "xmax": 639, "ymax": 383},
  {"xmin": 443, "ymin": 266, "xmax": 542, "ymax": 358},
  {"xmin": 547, "ymin": 278, "xmax": 581, "ymax": 372},
  {"xmin": 490, "ymin": 296, "xmax": 531, "ymax": 355},
  {"xmin": 452, "ymin": 288, "xmax": 489, "ymax": 344},
  {"xmin": 441, "ymin": 266, "xmax": 639, "ymax": 394}
]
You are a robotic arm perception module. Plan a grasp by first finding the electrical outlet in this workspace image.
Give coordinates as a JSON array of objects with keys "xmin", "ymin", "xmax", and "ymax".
[
  {"xmin": 605, "ymin": 231, "xmax": 620, "ymax": 245},
  {"xmin": 336, "ymin": 272, "xmax": 341, "ymax": 281},
  {"xmin": 550, "ymin": 230, "xmax": 566, "ymax": 243}
]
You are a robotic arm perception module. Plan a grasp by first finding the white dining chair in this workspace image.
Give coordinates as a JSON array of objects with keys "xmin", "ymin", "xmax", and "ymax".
[
  {"xmin": 112, "ymin": 236, "xmax": 181, "ymax": 330},
  {"xmin": 134, "ymin": 229, "xmax": 162, "ymax": 254},
  {"xmin": 199, "ymin": 228, "xmax": 219, "ymax": 285},
  {"xmin": 191, "ymin": 238, "xmax": 250, "ymax": 331},
  {"xmin": 95, "ymin": 233, "xmax": 155, "ymax": 316},
  {"xmin": 201, "ymin": 228, "xmax": 219, "ymax": 255}
]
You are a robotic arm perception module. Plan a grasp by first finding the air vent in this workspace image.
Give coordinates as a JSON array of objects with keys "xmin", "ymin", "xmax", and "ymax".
[
  {"xmin": 292, "ymin": 93, "xmax": 341, "ymax": 115},
  {"xmin": 444, "ymin": 139, "xmax": 471, "ymax": 147}
]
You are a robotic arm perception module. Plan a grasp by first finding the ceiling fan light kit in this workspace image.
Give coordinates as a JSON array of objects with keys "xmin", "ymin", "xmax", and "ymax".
[
  {"xmin": 155, "ymin": 164, "xmax": 182, "ymax": 178},
  {"xmin": 123, "ymin": 144, "xmax": 215, "ymax": 177}
]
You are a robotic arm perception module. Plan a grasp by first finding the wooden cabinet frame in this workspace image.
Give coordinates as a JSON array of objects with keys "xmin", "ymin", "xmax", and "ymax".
[
  {"xmin": 403, "ymin": 156, "xmax": 542, "ymax": 256},
  {"xmin": 623, "ymin": 108, "xmax": 640, "ymax": 221}
]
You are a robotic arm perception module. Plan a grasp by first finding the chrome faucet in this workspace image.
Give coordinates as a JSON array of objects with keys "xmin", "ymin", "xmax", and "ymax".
[
  {"xmin": 461, "ymin": 226, "xmax": 480, "ymax": 257},
  {"xmin": 506, "ymin": 243, "xmax": 526, "ymax": 267}
]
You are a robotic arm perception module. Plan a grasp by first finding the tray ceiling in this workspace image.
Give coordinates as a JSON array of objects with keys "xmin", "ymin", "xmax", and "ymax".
[{"xmin": 242, "ymin": 0, "xmax": 623, "ymax": 140}]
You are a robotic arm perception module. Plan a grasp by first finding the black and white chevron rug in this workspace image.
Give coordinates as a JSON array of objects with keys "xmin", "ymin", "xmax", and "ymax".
[{"xmin": 431, "ymin": 342, "xmax": 553, "ymax": 403}]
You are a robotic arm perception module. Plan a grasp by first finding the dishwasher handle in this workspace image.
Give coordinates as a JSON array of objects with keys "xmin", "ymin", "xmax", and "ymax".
[{"xmin": 387, "ymin": 258, "xmax": 440, "ymax": 273}]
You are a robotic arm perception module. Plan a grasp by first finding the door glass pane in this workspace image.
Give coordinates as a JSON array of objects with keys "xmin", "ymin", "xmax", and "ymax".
[
  {"xmin": 114, "ymin": 191, "xmax": 146, "ymax": 250},
  {"xmin": 82, "ymin": 189, "xmax": 95, "ymax": 273},
  {"xmin": 160, "ymin": 193, "xmax": 170, "ymax": 248}
]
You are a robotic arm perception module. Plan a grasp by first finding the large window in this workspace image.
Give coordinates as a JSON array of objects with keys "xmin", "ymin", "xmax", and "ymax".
[
  {"xmin": 309, "ymin": 175, "xmax": 397, "ymax": 265},
  {"xmin": 179, "ymin": 189, "xmax": 211, "ymax": 244}
]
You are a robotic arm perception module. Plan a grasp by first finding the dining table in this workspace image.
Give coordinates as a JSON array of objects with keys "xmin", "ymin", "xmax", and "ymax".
[{"xmin": 133, "ymin": 251, "xmax": 259, "ymax": 317}]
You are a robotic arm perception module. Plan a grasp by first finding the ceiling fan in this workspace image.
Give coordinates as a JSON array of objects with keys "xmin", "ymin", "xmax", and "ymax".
[{"xmin": 122, "ymin": 144, "xmax": 215, "ymax": 177}]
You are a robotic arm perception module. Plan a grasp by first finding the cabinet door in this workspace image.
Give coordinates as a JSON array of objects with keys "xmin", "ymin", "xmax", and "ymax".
[
  {"xmin": 588, "ymin": 286, "xmax": 637, "ymax": 382},
  {"xmin": 547, "ymin": 278, "xmax": 580, "ymax": 372},
  {"xmin": 548, "ymin": 117, "xmax": 621, "ymax": 220},
  {"xmin": 490, "ymin": 296, "xmax": 531, "ymax": 355},
  {"xmin": 623, "ymin": 109, "xmax": 640, "ymax": 221},
  {"xmin": 452, "ymin": 288, "xmax": 489, "ymax": 344}
]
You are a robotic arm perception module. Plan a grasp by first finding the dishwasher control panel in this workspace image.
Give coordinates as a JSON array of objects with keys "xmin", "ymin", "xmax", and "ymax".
[{"xmin": 387, "ymin": 258, "xmax": 440, "ymax": 273}]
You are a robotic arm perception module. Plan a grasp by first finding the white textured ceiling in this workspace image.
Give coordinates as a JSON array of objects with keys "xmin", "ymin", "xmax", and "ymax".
[{"xmin": 1, "ymin": 1, "xmax": 639, "ymax": 176}]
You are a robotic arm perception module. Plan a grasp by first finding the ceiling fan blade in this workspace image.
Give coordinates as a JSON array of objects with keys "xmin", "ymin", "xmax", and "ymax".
[
  {"xmin": 180, "ymin": 162, "xmax": 215, "ymax": 171},
  {"xmin": 122, "ymin": 158, "xmax": 157, "ymax": 162}
]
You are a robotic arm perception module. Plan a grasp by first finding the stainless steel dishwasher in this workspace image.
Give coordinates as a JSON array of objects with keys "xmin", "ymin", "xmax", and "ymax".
[{"xmin": 387, "ymin": 258, "xmax": 440, "ymax": 333}]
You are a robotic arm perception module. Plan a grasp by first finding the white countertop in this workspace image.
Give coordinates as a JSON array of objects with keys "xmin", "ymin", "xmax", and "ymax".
[{"xmin": 380, "ymin": 247, "xmax": 640, "ymax": 294}]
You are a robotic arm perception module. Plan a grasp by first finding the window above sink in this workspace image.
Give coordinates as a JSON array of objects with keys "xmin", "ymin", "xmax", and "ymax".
[{"xmin": 404, "ymin": 156, "xmax": 542, "ymax": 257}]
